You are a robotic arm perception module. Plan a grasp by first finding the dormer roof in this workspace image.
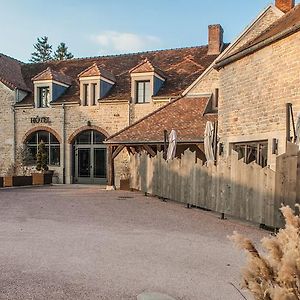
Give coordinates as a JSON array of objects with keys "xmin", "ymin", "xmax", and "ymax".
[
  {"xmin": 78, "ymin": 63, "xmax": 116, "ymax": 82},
  {"xmin": 32, "ymin": 67, "xmax": 72, "ymax": 85},
  {"xmin": 129, "ymin": 58, "xmax": 165, "ymax": 79}
]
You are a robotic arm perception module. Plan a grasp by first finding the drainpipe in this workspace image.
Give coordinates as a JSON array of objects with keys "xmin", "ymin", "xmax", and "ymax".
[
  {"xmin": 12, "ymin": 89, "xmax": 18, "ymax": 168},
  {"xmin": 62, "ymin": 103, "xmax": 66, "ymax": 184},
  {"xmin": 286, "ymin": 103, "xmax": 292, "ymax": 142}
]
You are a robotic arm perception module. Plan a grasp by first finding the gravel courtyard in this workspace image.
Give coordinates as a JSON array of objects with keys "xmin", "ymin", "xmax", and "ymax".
[{"xmin": 0, "ymin": 185, "xmax": 268, "ymax": 300}]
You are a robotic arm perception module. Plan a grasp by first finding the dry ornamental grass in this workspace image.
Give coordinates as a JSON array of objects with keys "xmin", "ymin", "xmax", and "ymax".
[{"xmin": 229, "ymin": 206, "xmax": 300, "ymax": 300}]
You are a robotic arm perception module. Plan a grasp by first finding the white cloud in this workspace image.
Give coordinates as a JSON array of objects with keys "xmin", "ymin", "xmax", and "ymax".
[{"xmin": 91, "ymin": 31, "xmax": 161, "ymax": 54}]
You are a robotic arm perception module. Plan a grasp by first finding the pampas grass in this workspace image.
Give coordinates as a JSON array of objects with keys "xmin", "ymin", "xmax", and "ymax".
[{"xmin": 229, "ymin": 206, "xmax": 300, "ymax": 300}]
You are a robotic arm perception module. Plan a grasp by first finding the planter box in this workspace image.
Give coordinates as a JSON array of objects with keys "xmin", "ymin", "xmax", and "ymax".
[
  {"xmin": 32, "ymin": 172, "xmax": 53, "ymax": 185},
  {"xmin": 4, "ymin": 176, "xmax": 32, "ymax": 187},
  {"xmin": 4, "ymin": 176, "xmax": 13, "ymax": 187},
  {"xmin": 0, "ymin": 177, "xmax": 3, "ymax": 188},
  {"xmin": 120, "ymin": 178, "xmax": 130, "ymax": 191}
]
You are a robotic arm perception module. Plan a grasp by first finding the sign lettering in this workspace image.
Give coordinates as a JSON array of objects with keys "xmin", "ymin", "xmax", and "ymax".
[{"xmin": 30, "ymin": 116, "xmax": 50, "ymax": 124}]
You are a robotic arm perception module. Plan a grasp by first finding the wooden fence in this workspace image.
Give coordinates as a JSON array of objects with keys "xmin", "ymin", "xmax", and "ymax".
[{"xmin": 130, "ymin": 143, "xmax": 299, "ymax": 228}]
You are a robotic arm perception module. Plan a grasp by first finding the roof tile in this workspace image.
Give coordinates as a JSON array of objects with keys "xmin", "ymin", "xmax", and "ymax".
[{"xmin": 106, "ymin": 96, "xmax": 217, "ymax": 144}]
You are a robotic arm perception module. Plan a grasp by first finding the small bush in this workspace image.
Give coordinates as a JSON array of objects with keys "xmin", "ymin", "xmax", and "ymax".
[
  {"xmin": 229, "ymin": 206, "xmax": 300, "ymax": 300},
  {"xmin": 36, "ymin": 141, "xmax": 49, "ymax": 172}
]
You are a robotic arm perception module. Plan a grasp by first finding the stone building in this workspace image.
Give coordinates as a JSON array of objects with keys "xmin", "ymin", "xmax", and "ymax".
[
  {"xmin": 103, "ymin": 1, "xmax": 287, "ymax": 175},
  {"xmin": 0, "ymin": 26, "xmax": 224, "ymax": 185},
  {"xmin": 214, "ymin": 0, "xmax": 299, "ymax": 169}
]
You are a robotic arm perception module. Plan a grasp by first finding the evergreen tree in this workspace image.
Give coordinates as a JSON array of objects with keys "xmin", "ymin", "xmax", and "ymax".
[
  {"xmin": 30, "ymin": 36, "xmax": 52, "ymax": 63},
  {"xmin": 53, "ymin": 42, "xmax": 74, "ymax": 60},
  {"xmin": 36, "ymin": 141, "xmax": 49, "ymax": 172}
]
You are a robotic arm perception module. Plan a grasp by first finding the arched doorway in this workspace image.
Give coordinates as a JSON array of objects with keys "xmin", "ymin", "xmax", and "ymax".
[{"xmin": 73, "ymin": 130, "xmax": 107, "ymax": 184}]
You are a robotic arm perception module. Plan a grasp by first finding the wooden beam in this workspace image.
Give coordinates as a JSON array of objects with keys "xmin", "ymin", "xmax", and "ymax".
[
  {"xmin": 112, "ymin": 145, "xmax": 125, "ymax": 160},
  {"xmin": 143, "ymin": 145, "xmax": 156, "ymax": 157},
  {"xmin": 107, "ymin": 145, "xmax": 115, "ymax": 186}
]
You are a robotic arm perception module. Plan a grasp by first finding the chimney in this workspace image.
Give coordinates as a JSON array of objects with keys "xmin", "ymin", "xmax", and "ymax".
[
  {"xmin": 275, "ymin": 0, "xmax": 295, "ymax": 13},
  {"xmin": 208, "ymin": 24, "xmax": 224, "ymax": 56}
]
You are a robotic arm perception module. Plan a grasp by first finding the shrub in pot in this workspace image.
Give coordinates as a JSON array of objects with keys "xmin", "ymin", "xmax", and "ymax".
[
  {"xmin": 119, "ymin": 159, "xmax": 130, "ymax": 190},
  {"xmin": 3, "ymin": 163, "xmax": 33, "ymax": 187},
  {"xmin": 32, "ymin": 141, "xmax": 53, "ymax": 185}
]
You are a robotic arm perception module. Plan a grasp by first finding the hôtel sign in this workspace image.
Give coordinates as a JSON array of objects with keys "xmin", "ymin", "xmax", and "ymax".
[{"xmin": 30, "ymin": 116, "xmax": 51, "ymax": 124}]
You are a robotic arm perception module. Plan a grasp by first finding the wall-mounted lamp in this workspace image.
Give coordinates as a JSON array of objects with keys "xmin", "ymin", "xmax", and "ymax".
[
  {"xmin": 219, "ymin": 142, "xmax": 224, "ymax": 156},
  {"xmin": 87, "ymin": 120, "xmax": 91, "ymax": 127},
  {"xmin": 272, "ymin": 138, "xmax": 278, "ymax": 155}
]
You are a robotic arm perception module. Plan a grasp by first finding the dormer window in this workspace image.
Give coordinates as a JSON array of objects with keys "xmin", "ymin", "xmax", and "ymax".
[
  {"xmin": 38, "ymin": 86, "xmax": 50, "ymax": 108},
  {"xmin": 136, "ymin": 80, "xmax": 150, "ymax": 103},
  {"xmin": 32, "ymin": 67, "xmax": 71, "ymax": 108},
  {"xmin": 83, "ymin": 84, "xmax": 89, "ymax": 106},
  {"xmin": 78, "ymin": 63, "xmax": 115, "ymax": 106},
  {"xmin": 130, "ymin": 58, "xmax": 165, "ymax": 104}
]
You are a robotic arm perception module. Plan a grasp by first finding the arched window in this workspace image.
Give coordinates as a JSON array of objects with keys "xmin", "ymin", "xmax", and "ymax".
[
  {"xmin": 74, "ymin": 130, "xmax": 106, "ymax": 145},
  {"xmin": 26, "ymin": 131, "xmax": 60, "ymax": 166}
]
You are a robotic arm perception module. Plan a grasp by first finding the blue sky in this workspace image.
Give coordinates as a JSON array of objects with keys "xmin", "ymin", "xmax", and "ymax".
[{"xmin": 0, "ymin": 0, "xmax": 299, "ymax": 62}]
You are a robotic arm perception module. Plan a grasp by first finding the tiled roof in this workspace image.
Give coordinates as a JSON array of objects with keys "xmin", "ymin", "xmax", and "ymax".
[
  {"xmin": 0, "ymin": 53, "xmax": 29, "ymax": 91},
  {"xmin": 216, "ymin": 4, "xmax": 300, "ymax": 66},
  {"xmin": 129, "ymin": 58, "xmax": 165, "ymax": 78},
  {"xmin": 32, "ymin": 67, "xmax": 72, "ymax": 85},
  {"xmin": 13, "ymin": 45, "xmax": 220, "ymax": 105},
  {"xmin": 78, "ymin": 63, "xmax": 116, "ymax": 82},
  {"xmin": 105, "ymin": 96, "xmax": 217, "ymax": 144}
]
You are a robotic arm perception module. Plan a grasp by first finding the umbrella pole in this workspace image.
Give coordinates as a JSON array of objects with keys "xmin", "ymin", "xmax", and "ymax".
[{"xmin": 163, "ymin": 129, "xmax": 168, "ymax": 160}]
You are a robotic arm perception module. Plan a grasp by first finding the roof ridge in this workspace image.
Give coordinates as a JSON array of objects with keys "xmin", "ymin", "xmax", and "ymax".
[
  {"xmin": 24, "ymin": 45, "xmax": 209, "ymax": 66},
  {"xmin": 0, "ymin": 53, "xmax": 24, "ymax": 64},
  {"xmin": 218, "ymin": 3, "xmax": 300, "ymax": 63}
]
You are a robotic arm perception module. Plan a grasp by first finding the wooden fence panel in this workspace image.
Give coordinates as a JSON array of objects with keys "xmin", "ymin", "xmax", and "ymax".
[{"xmin": 130, "ymin": 144, "xmax": 300, "ymax": 228}]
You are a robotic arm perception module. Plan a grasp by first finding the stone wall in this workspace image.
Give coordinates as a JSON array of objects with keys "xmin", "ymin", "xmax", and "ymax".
[
  {"xmin": 218, "ymin": 31, "xmax": 300, "ymax": 168},
  {"xmin": 0, "ymin": 82, "xmax": 14, "ymax": 174},
  {"xmin": 12, "ymin": 97, "xmax": 169, "ymax": 185}
]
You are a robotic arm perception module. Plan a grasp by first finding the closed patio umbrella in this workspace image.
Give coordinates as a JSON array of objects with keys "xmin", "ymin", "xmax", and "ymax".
[
  {"xmin": 204, "ymin": 121, "xmax": 215, "ymax": 162},
  {"xmin": 167, "ymin": 129, "xmax": 177, "ymax": 161}
]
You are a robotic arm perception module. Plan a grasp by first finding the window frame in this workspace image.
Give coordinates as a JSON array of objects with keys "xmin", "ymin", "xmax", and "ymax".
[
  {"xmin": 232, "ymin": 140, "xmax": 268, "ymax": 167},
  {"xmin": 25, "ymin": 131, "xmax": 60, "ymax": 166},
  {"xmin": 91, "ymin": 83, "xmax": 97, "ymax": 106},
  {"xmin": 37, "ymin": 86, "xmax": 50, "ymax": 108},
  {"xmin": 136, "ymin": 80, "xmax": 151, "ymax": 104},
  {"xmin": 83, "ymin": 83, "xmax": 89, "ymax": 106}
]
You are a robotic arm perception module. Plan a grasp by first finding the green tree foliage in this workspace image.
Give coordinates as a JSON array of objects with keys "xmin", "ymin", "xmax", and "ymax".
[
  {"xmin": 53, "ymin": 42, "xmax": 74, "ymax": 60},
  {"xmin": 16, "ymin": 145, "xmax": 34, "ymax": 175},
  {"xmin": 30, "ymin": 36, "xmax": 53, "ymax": 63},
  {"xmin": 36, "ymin": 141, "xmax": 49, "ymax": 172}
]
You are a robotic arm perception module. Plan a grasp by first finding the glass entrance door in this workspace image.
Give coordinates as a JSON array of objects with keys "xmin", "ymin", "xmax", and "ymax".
[{"xmin": 74, "ymin": 130, "xmax": 107, "ymax": 184}]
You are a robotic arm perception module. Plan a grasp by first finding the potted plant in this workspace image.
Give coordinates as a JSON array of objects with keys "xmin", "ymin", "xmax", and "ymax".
[
  {"xmin": 11, "ymin": 145, "xmax": 33, "ymax": 186},
  {"xmin": 32, "ymin": 141, "xmax": 53, "ymax": 185},
  {"xmin": 3, "ymin": 146, "xmax": 33, "ymax": 187},
  {"xmin": 3, "ymin": 164, "xmax": 15, "ymax": 187},
  {"xmin": 119, "ymin": 159, "xmax": 131, "ymax": 190},
  {"xmin": 0, "ymin": 162, "xmax": 4, "ymax": 188}
]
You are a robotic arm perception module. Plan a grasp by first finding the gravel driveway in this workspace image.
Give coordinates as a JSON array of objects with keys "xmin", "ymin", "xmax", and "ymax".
[{"xmin": 0, "ymin": 185, "xmax": 267, "ymax": 299}]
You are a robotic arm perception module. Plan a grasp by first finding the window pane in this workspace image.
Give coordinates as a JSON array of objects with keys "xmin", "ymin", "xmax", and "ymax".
[
  {"xmin": 232, "ymin": 141, "xmax": 268, "ymax": 167},
  {"xmin": 93, "ymin": 131, "xmax": 105, "ymax": 144},
  {"xmin": 144, "ymin": 81, "xmax": 150, "ymax": 102},
  {"xmin": 27, "ymin": 146, "xmax": 37, "ymax": 165},
  {"xmin": 50, "ymin": 134, "xmax": 59, "ymax": 144},
  {"xmin": 38, "ymin": 131, "xmax": 49, "ymax": 144},
  {"xmin": 39, "ymin": 87, "xmax": 50, "ymax": 108},
  {"xmin": 76, "ymin": 131, "xmax": 91, "ymax": 144},
  {"xmin": 50, "ymin": 146, "xmax": 60, "ymax": 166},
  {"xmin": 94, "ymin": 148, "xmax": 106, "ymax": 178},
  {"xmin": 83, "ymin": 84, "xmax": 89, "ymax": 106},
  {"xmin": 92, "ymin": 83, "xmax": 97, "ymax": 105},
  {"xmin": 27, "ymin": 134, "xmax": 37, "ymax": 145}
]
